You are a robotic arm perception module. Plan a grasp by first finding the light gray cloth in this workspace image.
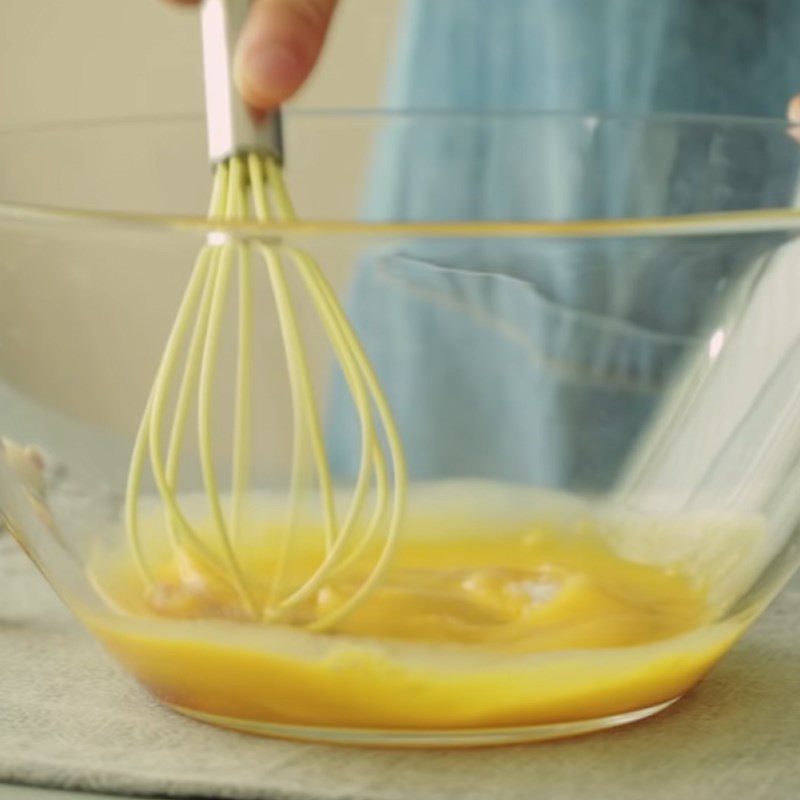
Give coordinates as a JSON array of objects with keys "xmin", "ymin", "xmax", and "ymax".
[{"xmin": 1, "ymin": 529, "xmax": 799, "ymax": 800}]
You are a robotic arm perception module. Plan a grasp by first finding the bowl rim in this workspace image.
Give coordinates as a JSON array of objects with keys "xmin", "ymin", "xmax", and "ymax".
[{"xmin": 2, "ymin": 109, "xmax": 800, "ymax": 239}]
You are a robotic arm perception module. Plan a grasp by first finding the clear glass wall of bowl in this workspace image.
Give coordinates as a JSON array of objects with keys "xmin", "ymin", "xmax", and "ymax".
[{"xmin": 2, "ymin": 113, "xmax": 800, "ymax": 744}]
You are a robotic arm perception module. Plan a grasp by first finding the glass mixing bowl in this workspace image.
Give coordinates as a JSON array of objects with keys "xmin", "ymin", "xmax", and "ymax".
[{"xmin": 2, "ymin": 111, "xmax": 800, "ymax": 747}]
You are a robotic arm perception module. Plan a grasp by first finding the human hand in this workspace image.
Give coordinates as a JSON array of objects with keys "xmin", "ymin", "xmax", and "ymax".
[{"xmin": 167, "ymin": 0, "xmax": 338, "ymax": 112}]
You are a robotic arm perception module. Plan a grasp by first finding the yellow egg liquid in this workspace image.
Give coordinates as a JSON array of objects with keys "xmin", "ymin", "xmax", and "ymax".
[{"xmin": 81, "ymin": 485, "xmax": 764, "ymax": 737}]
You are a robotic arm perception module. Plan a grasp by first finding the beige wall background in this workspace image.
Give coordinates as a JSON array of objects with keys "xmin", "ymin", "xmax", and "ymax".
[
  {"xmin": 0, "ymin": 0, "xmax": 401, "ymax": 126},
  {"xmin": 0, "ymin": 0, "xmax": 404, "ymax": 222},
  {"xmin": 0, "ymin": 0, "xmax": 404, "ymax": 478}
]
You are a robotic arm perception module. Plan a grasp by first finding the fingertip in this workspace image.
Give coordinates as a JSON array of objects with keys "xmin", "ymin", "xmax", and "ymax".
[
  {"xmin": 234, "ymin": 40, "xmax": 311, "ymax": 112},
  {"xmin": 788, "ymin": 94, "xmax": 800, "ymax": 124},
  {"xmin": 234, "ymin": 0, "xmax": 332, "ymax": 112}
]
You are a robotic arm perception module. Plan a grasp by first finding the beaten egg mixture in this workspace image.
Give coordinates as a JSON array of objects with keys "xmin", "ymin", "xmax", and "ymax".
[{"xmin": 81, "ymin": 485, "xmax": 762, "ymax": 732}]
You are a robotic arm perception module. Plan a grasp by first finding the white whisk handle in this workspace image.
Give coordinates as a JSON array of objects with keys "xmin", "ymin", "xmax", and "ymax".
[{"xmin": 200, "ymin": 0, "xmax": 284, "ymax": 164}]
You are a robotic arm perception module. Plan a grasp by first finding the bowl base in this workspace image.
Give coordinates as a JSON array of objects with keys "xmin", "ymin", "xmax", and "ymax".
[{"xmin": 166, "ymin": 697, "xmax": 680, "ymax": 748}]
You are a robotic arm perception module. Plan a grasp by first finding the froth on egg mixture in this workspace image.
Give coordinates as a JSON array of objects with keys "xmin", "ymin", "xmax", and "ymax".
[{"xmin": 80, "ymin": 483, "xmax": 764, "ymax": 738}]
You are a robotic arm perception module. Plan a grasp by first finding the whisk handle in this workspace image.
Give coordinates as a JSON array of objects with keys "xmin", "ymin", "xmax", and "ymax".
[{"xmin": 200, "ymin": 0, "xmax": 284, "ymax": 165}]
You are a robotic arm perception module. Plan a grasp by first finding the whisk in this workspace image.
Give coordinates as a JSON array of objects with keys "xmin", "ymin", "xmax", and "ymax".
[{"xmin": 124, "ymin": 0, "xmax": 405, "ymax": 631}]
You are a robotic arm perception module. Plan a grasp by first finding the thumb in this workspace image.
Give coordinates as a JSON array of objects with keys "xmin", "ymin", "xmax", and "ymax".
[
  {"xmin": 788, "ymin": 93, "xmax": 800, "ymax": 123},
  {"xmin": 234, "ymin": 0, "xmax": 338, "ymax": 112}
]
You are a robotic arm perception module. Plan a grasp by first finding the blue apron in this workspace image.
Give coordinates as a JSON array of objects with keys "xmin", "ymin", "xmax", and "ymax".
[{"xmin": 328, "ymin": 0, "xmax": 800, "ymax": 490}]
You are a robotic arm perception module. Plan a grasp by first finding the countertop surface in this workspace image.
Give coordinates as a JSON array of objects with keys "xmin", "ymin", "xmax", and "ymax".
[
  {"xmin": 0, "ymin": 788, "xmax": 147, "ymax": 800},
  {"xmin": 3, "ymin": 495, "xmax": 800, "ymax": 800}
]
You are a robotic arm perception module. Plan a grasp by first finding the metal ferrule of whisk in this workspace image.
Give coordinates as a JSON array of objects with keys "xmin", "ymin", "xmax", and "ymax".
[{"xmin": 200, "ymin": 0, "xmax": 284, "ymax": 164}]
